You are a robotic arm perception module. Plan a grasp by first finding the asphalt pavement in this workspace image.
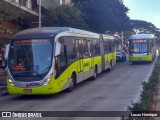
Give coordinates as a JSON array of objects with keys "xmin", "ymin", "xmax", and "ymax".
[{"xmin": 0, "ymin": 59, "xmax": 156, "ymax": 120}]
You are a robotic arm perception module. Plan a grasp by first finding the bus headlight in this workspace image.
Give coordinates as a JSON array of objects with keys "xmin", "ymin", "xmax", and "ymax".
[
  {"xmin": 7, "ymin": 77, "xmax": 14, "ymax": 86},
  {"xmin": 43, "ymin": 76, "xmax": 52, "ymax": 86}
]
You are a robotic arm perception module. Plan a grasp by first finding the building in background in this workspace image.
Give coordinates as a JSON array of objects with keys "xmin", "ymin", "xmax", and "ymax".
[
  {"xmin": 2, "ymin": 0, "xmax": 72, "ymax": 24},
  {"xmin": 3, "ymin": 0, "xmax": 38, "ymax": 16},
  {"xmin": 37, "ymin": 0, "xmax": 72, "ymax": 10},
  {"xmin": 0, "ymin": 0, "xmax": 72, "ymax": 46}
]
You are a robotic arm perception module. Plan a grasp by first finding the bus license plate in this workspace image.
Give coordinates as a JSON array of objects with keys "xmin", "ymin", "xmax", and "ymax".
[{"xmin": 23, "ymin": 89, "xmax": 32, "ymax": 93}]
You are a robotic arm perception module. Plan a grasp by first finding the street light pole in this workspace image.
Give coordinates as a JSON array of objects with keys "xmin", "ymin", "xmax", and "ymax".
[
  {"xmin": 39, "ymin": 0, "xmax": 42, "ymax": 28},
  {"xmin": 121, "ymin": 31, "xmax": 124, "ymax": 49}
]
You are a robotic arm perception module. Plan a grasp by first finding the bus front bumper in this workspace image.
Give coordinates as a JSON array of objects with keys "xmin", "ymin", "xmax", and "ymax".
[
  {"xmin": 7, "ymin": 80, "xmax": 60, "ymax": 95},
  {"xmin": 129, "ymin": 54, "xmax": 153, "ymax": 62}
]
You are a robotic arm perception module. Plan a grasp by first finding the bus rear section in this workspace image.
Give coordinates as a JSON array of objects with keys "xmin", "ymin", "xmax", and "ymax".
[
  {"xmin": 129, "ymin": 34, "xmax": 156, "ymax": 63},
  {"xmin": 100, "ymin": 34, "xmax": 116, "ymax": 71}
]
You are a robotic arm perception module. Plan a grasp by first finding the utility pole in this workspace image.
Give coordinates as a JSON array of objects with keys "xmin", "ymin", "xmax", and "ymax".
[{"xmin": 39, "ymin": 0, "xmax": 42, "ymax": 28}]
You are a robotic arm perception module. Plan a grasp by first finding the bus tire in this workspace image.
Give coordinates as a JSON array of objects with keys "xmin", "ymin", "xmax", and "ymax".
[
  {"xmin": 67, "ymin": 74, "xmax": 76, "ymax": 92},
  {"xmin": 91, "ymin": 67, "xmax": 97, "ymax": 80}
]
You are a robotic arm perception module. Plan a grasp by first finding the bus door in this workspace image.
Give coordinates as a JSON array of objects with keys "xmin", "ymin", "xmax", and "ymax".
[
  {"xmin": 76, "ymin": 40, "xmax": 84, "ymax": 81},
  {"xmin": 104, "ymin": 41, "xmax": 109, "ymax": 69},
  {"xmin": 110, "ymin": 41, "xmax": 114, "ymax": 61},
  {"xmin": 99, "ymin": 38, "xmax": 105, "ymax": 71},
  {"xmin": 112, "ymin": 41, "xmax": 116, "ymax": 61},
  {"xmin": 82, "ymin": 40, "xmax": 90, "ymax": 79},
  {"xmin": 89, "ymin": 41, "xmax": 94, "ymax": 69}
]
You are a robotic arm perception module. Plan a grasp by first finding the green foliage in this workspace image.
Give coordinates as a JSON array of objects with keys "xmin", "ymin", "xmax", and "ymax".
[
  {"xmin": 124, "ymin": 56, "xmax": 160, "ymax": 120},
  {"xmin": 0, "ymin": 27, "xmax": 19, "ymax": 45},
  {"xmin": 131, "ymin": 20, "xmax": 160, "ymax": 35},
  {"xmin": 72, "ymin": 0, "xmax": 130, "ymax": 33},
  {"xmin": 44, "ymin": 5, "xmax": 88, "ymax": 30}
]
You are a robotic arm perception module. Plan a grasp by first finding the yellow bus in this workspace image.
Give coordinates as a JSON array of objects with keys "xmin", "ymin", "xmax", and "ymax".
[
  {"xmin": 129, "ymin": 34, "xmax": 156, "ymax": 63},
  {"xmin": 6, "ymin": 27, "xmax": 116, "ymax": 95}
]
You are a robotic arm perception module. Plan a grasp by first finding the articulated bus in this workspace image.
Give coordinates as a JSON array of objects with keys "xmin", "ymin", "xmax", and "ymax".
[
  {"xmin": 6, "ymin": 27, "xmax": 116, "ymax": 95},
  {"xmin": 129, "ymin": 34, "xmax": 156, "ymax": 63}
]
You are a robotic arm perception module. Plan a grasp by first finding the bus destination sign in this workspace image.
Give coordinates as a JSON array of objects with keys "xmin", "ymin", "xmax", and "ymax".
[{"xmin": 133, "ymin": 40, "xmax": 147, "ymax": 43}]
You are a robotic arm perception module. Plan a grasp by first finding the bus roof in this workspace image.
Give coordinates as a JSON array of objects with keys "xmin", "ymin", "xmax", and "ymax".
[
  {"xmin": 130, "ymin": 34, "xmax": 155, "ymax": 40},
  {"xmin": 13, "ymin": 27, "xmax": 99, "ymax": 39},
  {"xmin": 102, "ymin": 34, "xmax": 116, "ymax": 40}
]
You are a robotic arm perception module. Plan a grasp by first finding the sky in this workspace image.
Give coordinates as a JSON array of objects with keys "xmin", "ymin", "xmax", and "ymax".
[{"xmin": 123, "ymin": 0, "xmax": 160, "ymax": 29}]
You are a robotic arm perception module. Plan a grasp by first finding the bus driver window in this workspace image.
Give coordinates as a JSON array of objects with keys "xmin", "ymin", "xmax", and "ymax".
[{"xmin": 55, "ymin": 45, "xmax": 67, "ymax": 77}]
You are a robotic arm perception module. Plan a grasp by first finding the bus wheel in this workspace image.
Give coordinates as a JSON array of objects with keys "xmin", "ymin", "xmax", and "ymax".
[
  {"xmin": 67, "ymin": 74, "xmax": 76, "ymax": 92},
  {"xmin": 91, "ymin": 67, "xmax": 97, "ymax": 80},
  {"xmin": 108, "ymin": 61, "xmax": 112, "ymax": 71}
]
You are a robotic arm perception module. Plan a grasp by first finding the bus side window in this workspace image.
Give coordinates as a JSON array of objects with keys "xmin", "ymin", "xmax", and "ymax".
[
  {"xmin": 55, "ymin": 45, "xmax": 67, "ymax": 77},
  {"xmin": 90, "ymin": 40, "xmax": 95, "ymax": 56},
  {"xmin": 78, "ymin": 40, "xmax": 83, "ymax": 59},
  {"xmin": 60, "ymin": 45, "xmax": 67, "ymax": 67},
  {"xmin": 91, "ymin": 39, "xmax": 100, "ymax": 56},
  {"xmin": 64, "ymin": 37, "xmax": 77, "ymax": 65},
  {"xmin": 82, "ymin": 39, "xmax": 90, "ymax": 58},
  {"xmin": 109, "ymin": 41, "xmax": 112, "ymax": 52},
  {"xmin": 75, "ymin": 39, "xmax": 83, "ymax": 59},
  {"xmin": 113, "ymin": 41, "xmax": 116, "ymax": 52},
  {"xmin": 104, "ymin": 40, "xmax": 109, "ymax": 54}
]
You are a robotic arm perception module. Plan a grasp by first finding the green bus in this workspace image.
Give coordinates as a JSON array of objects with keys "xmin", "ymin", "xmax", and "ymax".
[
  {"xmin": 129, "ymin": 34, "xmax": 156, "ymax": 63},
  {"xmin": 6, "ymin": 27, "xmax": 116, "ymax": 95}
]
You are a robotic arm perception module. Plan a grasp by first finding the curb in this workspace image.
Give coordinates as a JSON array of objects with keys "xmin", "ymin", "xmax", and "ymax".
[{"xmin": 156, "ymin": 82, "xmax": 160, "ymax": 111}]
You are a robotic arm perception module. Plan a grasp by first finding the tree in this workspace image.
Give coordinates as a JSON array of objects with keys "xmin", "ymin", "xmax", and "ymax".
[
  {"xmin": 130, "ymin": 20, "xmax": 159, "ymax": 34},
  {"xmin": 130, "ymin": 20, "xmax": 160, "ymax": 41},
  {"xmin": 122, "ymin": 20, "xmax": 160, "ymax": 46},
  {"xmin": 72, "ymin": 0, "xmax": 130, "ymax": 33},
  {"xmin": 44, "ymin": 5, "xmax": 88, "ymax": 30}
]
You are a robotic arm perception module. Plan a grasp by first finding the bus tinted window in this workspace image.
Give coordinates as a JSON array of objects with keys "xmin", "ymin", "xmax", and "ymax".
[
  {"xmin": 133, "ymin": 43, "xmax": 148, "ymax": 53},
  {"xmin": 91, "ymin": 39, "xmax": 100, "ymax": 56},
  {"xmin": 104, "ymin": 41, "xmax": 109, "ymax": 54},
  {"xmin": 59, "ymin": 37, "xmax": 77, "ymax": 65},
  {"xmin": 109, "ymin": 41, "xmax": 112, "ymax": 52},
  {"xmin": 82, "ymin": 40, "xmax": 90, "ymax": 58}
]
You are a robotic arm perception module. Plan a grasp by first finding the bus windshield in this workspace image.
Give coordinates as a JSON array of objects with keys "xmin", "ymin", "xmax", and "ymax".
[
  {"xmin": 129, "ymin": 39, "xmax": 149, "ymax": 53},
  {"xmin": 8, "ymin": 39, "xmax": 53, "ymax": 81},
  {"xmin": 133, "ymin": 42, "xmax": 148, "ymax": 53}
]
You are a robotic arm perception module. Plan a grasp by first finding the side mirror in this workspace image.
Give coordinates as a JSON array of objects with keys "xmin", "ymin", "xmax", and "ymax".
[
  {"xmin": 5, "ymin": 44, "xmax": 10, "ymax": 60},
  {"xmin": 55, "ymin": 42, "xmax": 61, "ymax": 56}
]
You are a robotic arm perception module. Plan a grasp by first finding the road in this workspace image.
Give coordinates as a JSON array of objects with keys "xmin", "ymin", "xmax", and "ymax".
[{"xmin": 0, "ymin": 60, "xmax": 156, "ymax": 120}]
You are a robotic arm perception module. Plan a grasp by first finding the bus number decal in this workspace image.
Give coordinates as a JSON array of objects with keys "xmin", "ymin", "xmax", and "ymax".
[{"xmin": 26, "ymin": 83, "xmax": 41, "ymax": 87}]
